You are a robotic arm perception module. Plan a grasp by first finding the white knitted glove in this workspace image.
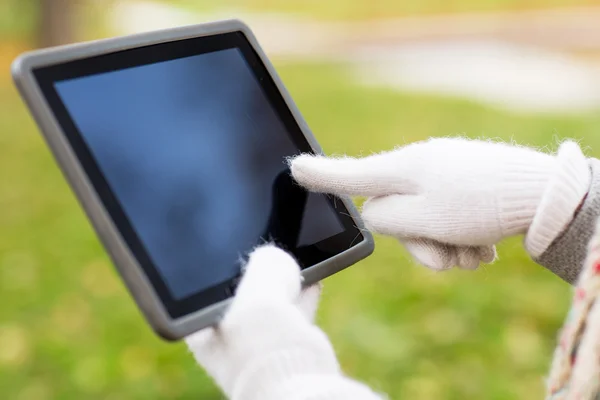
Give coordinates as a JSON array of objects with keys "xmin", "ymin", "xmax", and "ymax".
[
  {"xmin": 186, "ymin": 245, "xmax": 384, "ymax": 400},
  {"xmin": 291, "ymin": 138, "xmax": 591, "ymax": 270}
]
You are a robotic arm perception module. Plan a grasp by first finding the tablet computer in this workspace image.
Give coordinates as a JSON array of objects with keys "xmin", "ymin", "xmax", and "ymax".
[{"xmin": 11, "ymin": 20, "xmax": 374, "ymax": 340}]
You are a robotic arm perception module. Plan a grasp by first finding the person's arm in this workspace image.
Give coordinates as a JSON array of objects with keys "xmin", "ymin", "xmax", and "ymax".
[
  {"xmin": 546, "ymin": 218, "xmax": 600, "ymax": 399},
  {"xmin": 535, "ymin": 159, "xmax": 600, "ymax": 283},
  {"xmin": 186, "ymin": 245, "xmax": 386, "ymax": 400},
  {"xmin": 290, "ymin": 138, "xmax": 596, "ymax": 282}
]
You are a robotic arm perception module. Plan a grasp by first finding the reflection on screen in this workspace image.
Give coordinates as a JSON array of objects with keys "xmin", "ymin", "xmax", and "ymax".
[{"xmin": 54, "ymin": 48, "xmax": 344, "ymax": 299}]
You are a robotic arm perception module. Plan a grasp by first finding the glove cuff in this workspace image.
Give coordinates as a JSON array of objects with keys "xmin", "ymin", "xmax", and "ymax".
[
  {"xmin": 525, "ymin": 141, "xmax": 592, "ymax": 258},
  {"xmin": 231, "ymin": 346, "xmax": 342, "ymax": 400},
  {"xmin": 246, "ymin": 374, "xmax": 386, "ymax": 400},
  {"xmin": 499, "ymin": 153, "xmax": 555, "ymax": 239}
]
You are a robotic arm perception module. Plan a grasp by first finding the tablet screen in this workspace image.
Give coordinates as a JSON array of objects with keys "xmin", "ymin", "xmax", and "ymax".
[{"xmin": 34, "ymin": 32, "xmax": 363, "ymax": 317}]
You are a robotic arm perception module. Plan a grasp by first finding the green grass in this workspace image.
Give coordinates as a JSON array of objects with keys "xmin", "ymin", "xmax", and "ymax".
[
  {"xmin": 172, "ymin": 0, "xmax": 597, "ymax": 20},
  {"xmin": 1, "ymin": 62, "xmax": 599, "ymax": 399},
  {"xmin": 0, "ymin": 0, "xmax": 39, "ymax": 41}
]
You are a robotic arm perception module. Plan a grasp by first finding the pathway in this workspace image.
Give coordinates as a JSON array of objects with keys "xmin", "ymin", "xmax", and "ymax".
[{"xmin": 109, "ymin": 1, "xmax": 600, "ymax": 114}]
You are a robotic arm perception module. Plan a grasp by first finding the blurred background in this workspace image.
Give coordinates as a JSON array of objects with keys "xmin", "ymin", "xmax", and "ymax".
[{"xmin": 2, "ymin": 0, "xmax": 600, "ymax": 399}]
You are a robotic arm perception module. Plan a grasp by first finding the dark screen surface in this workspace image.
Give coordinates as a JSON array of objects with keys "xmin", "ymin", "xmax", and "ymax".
[{"xmin": 33, "ymin": 32, "xmax": 364, "ymax": 318}]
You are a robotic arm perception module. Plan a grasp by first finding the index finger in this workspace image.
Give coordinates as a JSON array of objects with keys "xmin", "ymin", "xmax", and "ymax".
[{"xmin": 289, "ymin": 152, "xmax": 413, "ymax": 197}]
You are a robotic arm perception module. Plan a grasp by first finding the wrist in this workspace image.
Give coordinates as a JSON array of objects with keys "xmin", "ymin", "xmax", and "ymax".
[
  {"xmin": 498, "ymin": 152, "xmax": 555, "ymax": 238},
  {"xmin": 525, "ymin": 141, "xmax": 592, "ymax": 257},
  {"xmin": 231, "ymin": 345, "xmax": 342, "ymax": 400},
  {"xmin": 250, "ymin": 375, "xmax": 385, "ymax": 400}
]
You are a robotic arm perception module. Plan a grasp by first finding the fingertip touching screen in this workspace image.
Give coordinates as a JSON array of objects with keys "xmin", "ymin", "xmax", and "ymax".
[{"xmin": 34, "ymin": 32, "xmax": 364, "ymax": 318}]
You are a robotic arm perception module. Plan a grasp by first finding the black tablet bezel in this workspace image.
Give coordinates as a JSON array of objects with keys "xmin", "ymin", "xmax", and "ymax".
[{"xmin": 32, "ymin": 31, "xmax": 364, "ymax": 319}]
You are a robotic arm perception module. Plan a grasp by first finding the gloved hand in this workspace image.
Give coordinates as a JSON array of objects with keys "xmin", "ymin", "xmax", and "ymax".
[
  {"xmin": 291, "ymin": 138, "xmax": 591, "ymax": 270},
  {"xmin": 185, "ymin": 245, "xmax": 384, "ymax": 400}
]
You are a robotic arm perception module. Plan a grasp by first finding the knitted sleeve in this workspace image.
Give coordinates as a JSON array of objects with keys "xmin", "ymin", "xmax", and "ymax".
[{"xmin": 536, "ymin": 159, "xmax": 600, "ymax": 283}]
